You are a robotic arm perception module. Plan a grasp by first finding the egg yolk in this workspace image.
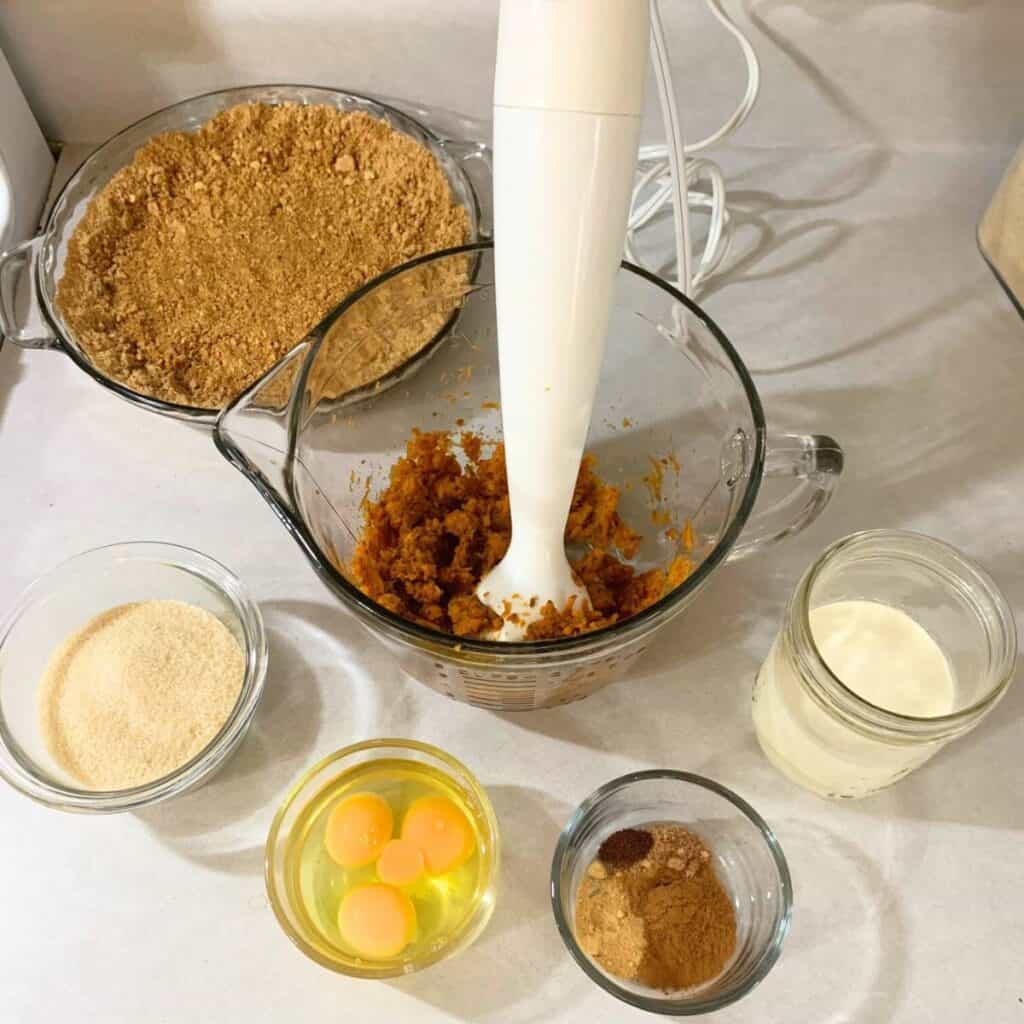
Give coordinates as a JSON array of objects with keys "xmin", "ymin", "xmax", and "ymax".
[
  {"xmin": 324, "ymin": 792, "xmax": 394, "ymax": 868},
  {"xmin": 337, "ymin": 884, "xmax": 417, "ymax": 959},
  {"xmin": 400, "ymin": 795, "xmax": 476, "ymax": 874},
  {"xmin": 376, "ymin": 838, "xmax": 426, "ymax": 887}
]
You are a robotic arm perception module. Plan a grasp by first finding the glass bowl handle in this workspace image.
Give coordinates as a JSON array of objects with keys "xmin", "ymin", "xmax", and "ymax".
[
  {"xmin": 0, "ymin": 236, "xmax": 59, "ymax": 349},
  {"xmin": 728, "ymin": 432, "xmax": 844, "ymax": 560}
]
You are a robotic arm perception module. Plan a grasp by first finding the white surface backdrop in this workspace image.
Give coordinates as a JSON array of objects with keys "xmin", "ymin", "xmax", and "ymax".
[
  {"xmin": 2, "ymin": 0, "xmax": 1022, "ymax": 148},
  {"xmin": 1, "ymin": 2, "xmax": 1023, "ymax": 1023}
]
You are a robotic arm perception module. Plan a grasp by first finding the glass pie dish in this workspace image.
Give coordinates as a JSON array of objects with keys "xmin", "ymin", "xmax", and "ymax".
[{"xmin": 0, "ymin": 84, "xmax": 485, "ymax": 423}]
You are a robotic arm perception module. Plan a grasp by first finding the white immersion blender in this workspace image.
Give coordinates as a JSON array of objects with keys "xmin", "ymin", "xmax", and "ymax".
[{"xmin": 476, "ymin": 0, "xmax": 651, "ymax": 637}]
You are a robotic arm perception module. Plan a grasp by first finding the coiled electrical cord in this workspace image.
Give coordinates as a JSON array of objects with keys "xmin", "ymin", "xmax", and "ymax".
[{"xmin": 626, "ymin": 0, "xmax": 761, "ymax": 296}]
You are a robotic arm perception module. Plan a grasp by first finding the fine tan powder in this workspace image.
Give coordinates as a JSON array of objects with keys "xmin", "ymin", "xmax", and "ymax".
[
  {"xmin": 574, "ymin": 825, "xmax": 737, "ymax": 992},
  {"xmin": 38, "ymin": 600, "xmax": 245, "ymax": 790},
  {"xmin": 574, "ymin": 860, "xmax": 648, "ymax": 979},
  {"xmin": 56, "ymin": 102, "xmax": 470, "ymax": 409}
]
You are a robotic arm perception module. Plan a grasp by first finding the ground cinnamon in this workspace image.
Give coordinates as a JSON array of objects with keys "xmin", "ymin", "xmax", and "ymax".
[{"xmin": 574, "ymin": 824, "xmax": 736, "ymax": 992}]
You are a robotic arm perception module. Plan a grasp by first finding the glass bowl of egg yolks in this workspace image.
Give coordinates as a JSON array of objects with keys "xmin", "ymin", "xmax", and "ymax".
[{"xmin": 265, "ymin": 738, "xmax": 500, "ymax": 977}]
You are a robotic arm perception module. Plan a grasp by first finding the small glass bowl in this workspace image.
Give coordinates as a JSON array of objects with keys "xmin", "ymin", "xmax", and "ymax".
[
  {"xmin": 0, "ymin": 542, "xmax": 268, "ymax": 812},
  {"xmin": 265, "ymin": 738, "xmax": 500, "ymax": 978},
  {"xmin": 551, "ymin": 771, "xmax": 792, "ymax": 1015}
]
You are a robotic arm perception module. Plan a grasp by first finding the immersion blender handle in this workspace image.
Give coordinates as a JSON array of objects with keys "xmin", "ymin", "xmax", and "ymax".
[
  {"xmin": 490, "ymin": 1, "xmax": 651, "ymax": 610},
  {"xmin": 494, "ymin": 0, "xmax": 650, "ymax": 116}
]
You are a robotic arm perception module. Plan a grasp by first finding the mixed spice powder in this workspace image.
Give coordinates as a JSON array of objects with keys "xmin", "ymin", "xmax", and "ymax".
[{"xmin": 575, "ymin": 825, "xmax": 737, "ymax": 991}]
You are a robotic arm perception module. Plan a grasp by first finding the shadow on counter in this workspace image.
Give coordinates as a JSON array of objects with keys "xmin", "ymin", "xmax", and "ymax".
[
  {"xmin": 136, "ymin": 595, "xmax": 409, "ymax": 873},
  {"xmin": 136, "ymin": 622, "xmax": 324, "ymax": 875},
  {"xmin": 861, "ymin": 653, "xmax": 1024, "ymax": 833},
  {"xmin": 392, "ymin": 784, "xmax": 587, "ymax": 1024},
  {"xmin": 772, "ymin": 820, "xmax": 911, "ymax": 1024},
  {"xmin": 0, "ymin": 340, "xmax": 26, "ymax": 429}
]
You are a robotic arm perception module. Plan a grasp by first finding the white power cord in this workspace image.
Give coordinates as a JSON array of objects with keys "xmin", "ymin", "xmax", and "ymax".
[{"xmin": 626, "ymin": 0, "xmax": 761, "ymax": 297}]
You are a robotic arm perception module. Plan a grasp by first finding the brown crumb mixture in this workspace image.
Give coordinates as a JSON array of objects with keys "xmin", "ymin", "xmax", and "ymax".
[
  {"xmin": 350, "ymin": 431, "xmax": 693, "ymax": 639},
  {"xmin": 56, "ymin": 103, "xmax": 469, "ymax": 408}
]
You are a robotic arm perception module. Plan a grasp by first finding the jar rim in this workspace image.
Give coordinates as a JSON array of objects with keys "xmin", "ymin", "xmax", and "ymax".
[{"xmin": 789, "ymin": 530, "xmax": 1018, "ymax": 738}]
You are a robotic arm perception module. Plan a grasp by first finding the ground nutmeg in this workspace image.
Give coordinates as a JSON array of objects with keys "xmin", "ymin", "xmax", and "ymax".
[{"xmin": 597, "ymin": 827, "xmax": 654, "ymax": 869}]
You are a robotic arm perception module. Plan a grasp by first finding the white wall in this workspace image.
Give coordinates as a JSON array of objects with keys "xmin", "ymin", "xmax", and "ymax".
[{"xmin": 1, "ymin": 0, "xmax": 1022, "ymax": 148}]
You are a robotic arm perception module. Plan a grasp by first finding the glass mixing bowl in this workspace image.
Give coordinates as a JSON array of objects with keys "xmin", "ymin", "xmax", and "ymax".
[
  {"xmin": 215, "ymin": 242, "xmax": 843, "ymax": 710},
  {"xmin": 550, "ymin": 771, "xmax": 792, "ymax": 1015},
  {"xmin": 265, "ymin": 738, "xmax": 499, "ymax": 978},
  {"xmin": 0, "ymin": 84, "xmax": 485, "ymax": 423},
  {"xmin": 0, "ymin": 542, "xmax": 268, "ymax": 812}
]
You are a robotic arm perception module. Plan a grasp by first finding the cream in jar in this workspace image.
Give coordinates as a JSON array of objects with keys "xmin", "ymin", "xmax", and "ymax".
[
  {"xmin": 752, "ymin": 531, "xmax": 1016, "ymax": 800},
  {"xmin": 754, "ymin": 601, "xmax": 955, "ymax": 798}
]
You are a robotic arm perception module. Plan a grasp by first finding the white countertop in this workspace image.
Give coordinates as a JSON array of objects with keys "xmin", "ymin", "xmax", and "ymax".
[{"xmin": 2, "ymin": 31, "xmax": 1024, "ymax": 1024}]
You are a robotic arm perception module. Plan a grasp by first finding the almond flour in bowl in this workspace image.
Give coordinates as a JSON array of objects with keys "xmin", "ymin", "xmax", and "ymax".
[
  {"xmin": 54, "ymin": 98, "xmax": 473, "ymax": 412},
  {"xmin": 0, "ymin": 542, "xmax": 268, "ymax": 813},
  {"xmin": 38, "ymin": 600, "xmax": 245, "ymax": 790}
]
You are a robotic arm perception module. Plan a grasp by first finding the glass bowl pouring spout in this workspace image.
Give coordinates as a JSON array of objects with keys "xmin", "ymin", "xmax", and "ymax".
[{"xmin": 214, "ymin": 242, "xmax": 843, "ymax": 710}]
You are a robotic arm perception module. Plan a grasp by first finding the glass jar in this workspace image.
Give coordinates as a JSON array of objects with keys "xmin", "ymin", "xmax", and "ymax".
[{"xmin": 753, "ymin": 530, "xmax": 1017, "ymax": 799}]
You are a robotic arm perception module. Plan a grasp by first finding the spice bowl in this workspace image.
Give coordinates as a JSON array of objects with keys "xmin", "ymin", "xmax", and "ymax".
[
  {"xmin": 0, "ymin": 542, "xmax": 268, "ymax": 812},
  {"xmin": 265, "ymin": 739, "xmax": 500, "ymax": 978},
  {"xmin": 551, "ymin": 771, "xmax": 792, "ymax": 1015}
]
